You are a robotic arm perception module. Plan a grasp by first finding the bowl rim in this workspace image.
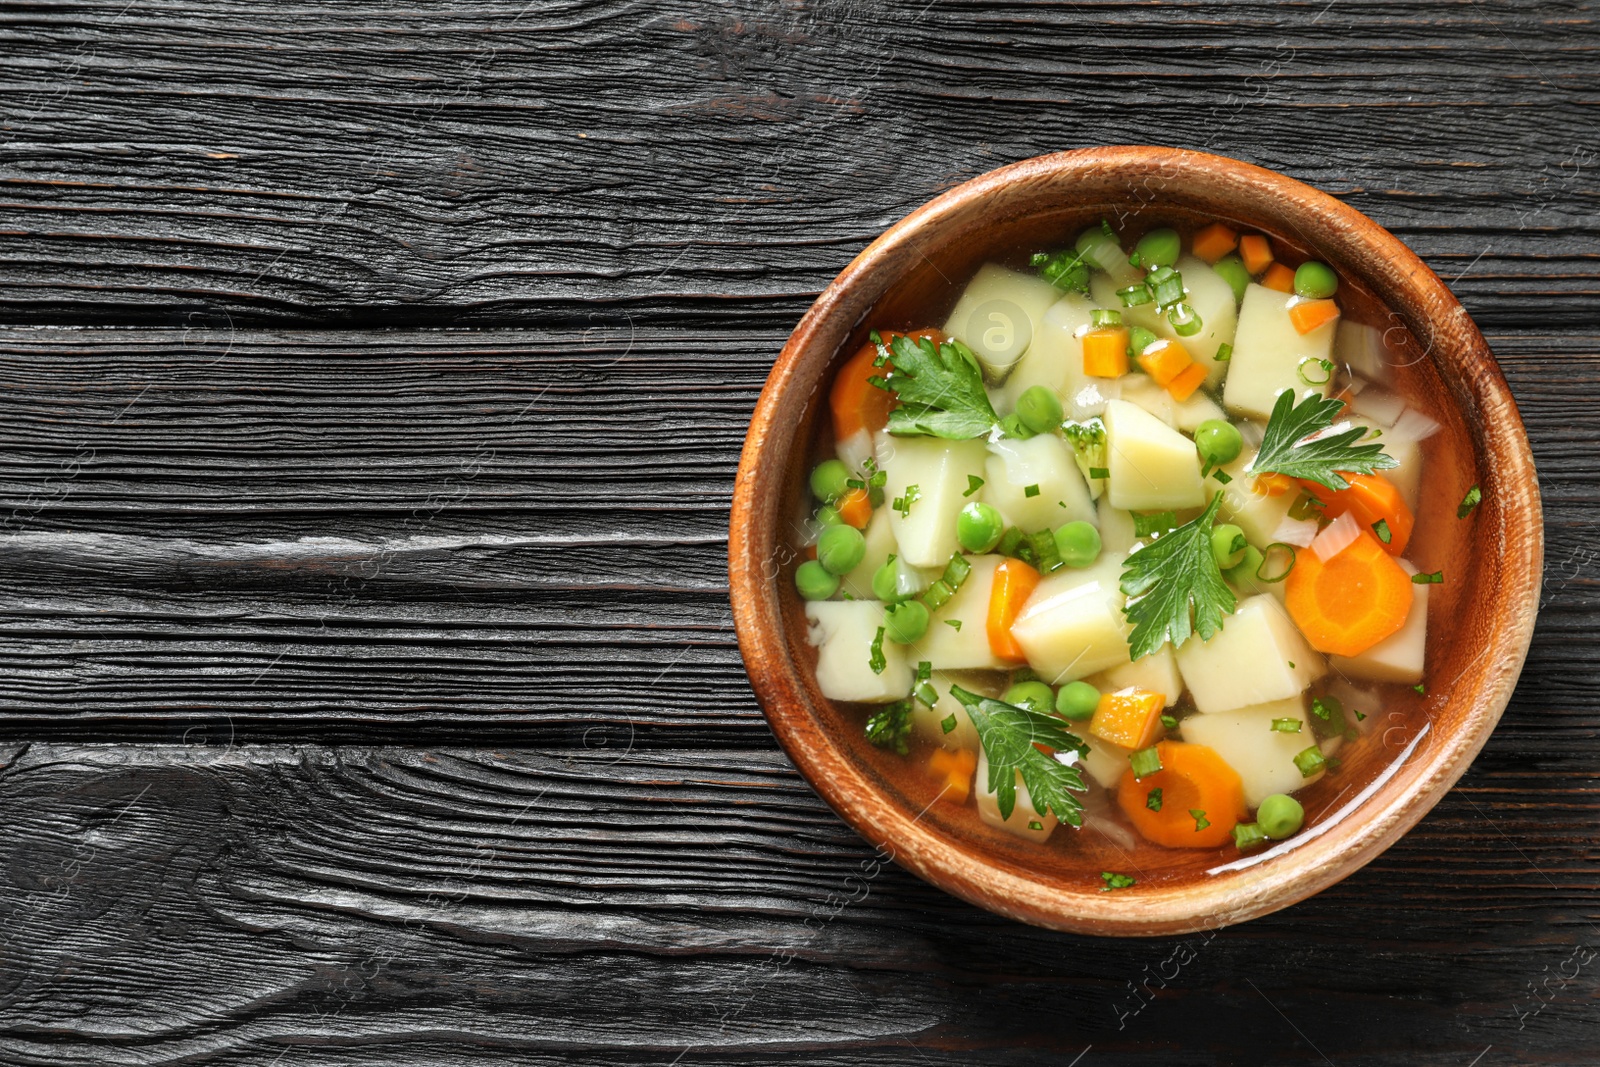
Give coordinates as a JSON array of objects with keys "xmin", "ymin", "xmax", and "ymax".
[{"xmin": 729, "ymin": 145, "xmax": 1543, "ymax": 936}]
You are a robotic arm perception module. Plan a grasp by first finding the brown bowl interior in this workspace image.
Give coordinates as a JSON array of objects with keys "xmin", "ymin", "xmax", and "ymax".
[{"xmin": 729, "ymin": 147, "xmax": 1542, "ymax": 936}]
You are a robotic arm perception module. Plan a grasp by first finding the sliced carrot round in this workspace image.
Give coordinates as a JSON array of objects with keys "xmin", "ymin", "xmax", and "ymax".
[
  {"xmin": 1285, "ymin": 529, "xmax": 1413, "ymax": 656},
  {"xmin": 1116, "ymin": 741, "xmax": 1246, "ymax": 849},
  {"xmin": 1300, "ymin": 472, "xmax": 1413, "ymax": 556},
  {"xmin": 829, "ymin": 329, "xmax": 942, "ymax": 443}
]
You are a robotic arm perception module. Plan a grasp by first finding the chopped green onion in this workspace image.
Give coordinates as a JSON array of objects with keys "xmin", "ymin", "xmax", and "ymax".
[
  {"xmin": 1146, "ymin": 787, "xmax": 1163, "ymax": 812},
  {"xmin": 1168, "ymin": 302, "xmax": 1203, "ymax": 337},
  {"xmin": 1090, "ymin": 308, "xmax": 1123, "ymax": 328},
  {"xmin": 1293, "ymin": 745, "xmax": 1327, "ymax": 778},
  {"xmin": 1160, "ymin": 714, "xmax": 1178, "ymax": 730},
  {"xmin": 1413, "ymin": 683, "xmax": 1427, "ymax": 695},
  {"xmin": 1130, "ymin": 746, "xmax": 1163, "ymax": 779},
  {"xmin": 1257, "ymin": 543, "xmax": 1298, "ymax": 583},
  {"xmin": 944, "ymin": 619, "xmax": 962, "ymax": 632},
  {"xmin": 1024, "ymin": 483, "xmax": 1041, "ymax": 498},
  {"xmin": 892, "ymin": 483, "xmax": 920, "ymax": 518},
  {"xmin": 1232, "ymin": 822, "xmax": 1268, "ymax": 850},
  {"xmin": 1117, "ymin": 283, "xmax": 1154, "ymax": 307},
  {"xmin": 1297, "ymin": 357, "xmax": 1334, "ymax": 386},
  {"xmin": 942, "ymin": 553, "xmax": 972, "ymax": 588},
  {"xmin": 1215, "ymin": 342, "xmax": 1233, "ymax": 363},
  {"xmin": 920, "ymin": 579, "xmax": 955, "ymax": 613},
  {"xmin": 1128, "ymin": 326, "xmax": 1158, "ymax": 356},
  {"xmin": 1089, "ymin": 466, "xmax": 1110, "ymax": 480},
  {"xmin": 964, "ymin": 474, "xmax": 985, "ymax": 497},
  {"xmin": 1458, "ymin": 485, "xmax": 1482, "ymax": 519},
  {"xmin": 996, "ymin": 526, "xmax": 1025, "ymax": 558},
  {"xmin": 941, "ymin": 713, "xmax": 958, "ymax": 734},
  {"xmin": 1412, "ymin": 570, "xmax": 1443, "ymax": 584},
  {"xmin": 1189, "ymin": 809, "xmax": 1211, "ymax": 832},
  {"xmin": 1213, "ymin": 470, "xmax": 1233, "ymax": 484},
  {"xmin": 1148, "ymin": 266, "xmax": 1185, "ymax": 307},
  {"xmin": 1270, "ymin": 718, "xmax": 1303, "ymax": 733},
  {"xmin": 868, "ymin": 627, "xmax": 887, "ymax": 675},
  {"xmin": 1100, "ymin": 871, "xmax": 1136, "ymax": 891},
  {"xmin": 1025, "ymin": 528, "xmax": 1063, "ymax": 573},
  {"xmin": 1372, "ymin": 518, "xmax": 1392, "ymax": 544}
]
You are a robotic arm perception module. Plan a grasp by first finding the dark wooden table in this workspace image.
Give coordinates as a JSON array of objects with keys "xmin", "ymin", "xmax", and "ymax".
[{"xmin": 0, "ymin": 2, "xmax": 1595, "ymax": 1063}]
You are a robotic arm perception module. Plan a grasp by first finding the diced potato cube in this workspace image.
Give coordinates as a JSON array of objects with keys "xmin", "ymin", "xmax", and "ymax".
[
  {"xmin": 919, "ymin": 554, "xmax": 1008, "ymax": 670},
  {"xmin": 943, "ymin": 264, "xmax": 1065, "ymax": 382},
  {"xmin": 876, "ymin": 432, "xmax": 988, "ymax": 568},
  {"xmin": 1103, "ymin": 398, "xmax": 1205, "ymax": 511},
  {"xmin": 805, "ymin": 601, "xmax": 911, "ymax": 703},
  {"xmin": 983, "ymin": 433, "xmax": 1096, "ymax": 532},
  {"xmin": 1097, "ymin": 498, "xmax": 1138, "ymax": 556},
  {"xmin": 1330, "ymin": 561, "xmax": 1427, "ymax": 684},
  {"xmin": 911, "ymin": 670, "xmax": 994, "ymax": 750},
  {"xmin": 1010, "ymin": 571, "xmax": 1131, "ymax": 683},
  {"xmin": 1178, "ymin": 695, "xmax": 1324, "ymax": 806},
  {"xmin": 1090, "ymin": 642, "xmax": 1182, "ymax": 707},
  {"xmin": 1118, "ymin": 374, "xmax": 1227, "ymax": 432},
  {"xmin": 1223, "ymin": 283, "xmax": 1337, "ymax": 420},
  {"xmin": 840, "ymin": 508, "xmax": 897, "ymax": 599},
  {"xmin": 975, "ymin": 749, "xmax": 1057, "ymax": 842},
  {"xmin": 1170, "ymin": 255, "xmax": 1240, "ymax": 381},
  {"xmin": 1067, "ymin": 728, "xmax": 1134, "ymax": 790},
  {"xmin": 1176, "ymin": 594, "xmax": 1326, "ymax": 713},
  {"xmin": 1001, "ymin": 293, "xmax": 1118, "ymax": 420}
]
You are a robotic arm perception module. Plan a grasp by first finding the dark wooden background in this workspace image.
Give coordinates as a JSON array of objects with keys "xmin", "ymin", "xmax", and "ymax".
[{"xmin": 0, "ymin": 1, "xmax": 1595, "ymax": 1064}]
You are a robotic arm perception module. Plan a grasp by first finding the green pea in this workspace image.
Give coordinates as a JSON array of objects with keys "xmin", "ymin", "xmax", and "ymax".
[
  {"xmin": 1194, "ymin": 419, "xmax": 1243, "ymax": 469},
  {"xmin": 1134, "ymin": 227, "xmax": 1181, "ymax": 269},
  {"xmin": 1074, "ymin": 226, "xmax": 1122, "ymax": 267},
  {"xmin": 1294, "ymin": 261, "xmax": 1339, "ymax": 299},
  {"xmin": 871, "ymin": 558, "xmax": 903, "ymax": 602},
  {"xmin": 795, "ymin": 560, "xmax": 839, "ymax": 601},
  {"xmin": 1016, "ymin": 385, "xmax": 1064, "ymax": 435},
  {"xmin": 1211, "ymin": 523, "xmax": 1247, "ymax": 570},
  {"xmin": 1053, "ymin": 520, "xmax": 1102, "ymax": 568},
  {"xmin": 815, "ymin": 504, "xmax": 843, "ymax": 527},
  {"xmin": 816, "ymin": 524, "xmax": 866, "ymax": 576},
  {"xmin": 809, "ymin": 459, "xmax": 852, "ymax": 503},
  {"xmin": 1257, "ymin": 793, "xmax": 1305, "ymax": 838},
  {"xmin": 1055, "ymin": 680, "xmax": 1101, "ymax": 721},
  {"xmin": 1212, "ymin": 254, "xmax": 1251, "ymax": 304},
  {"xmin": 884, "ymin": 599, "xmax": 929, "ymax": 644},
  {"xmin": 1003, "ymin": 680, "xmax": 1055, "ymax": 715},
  {"xmin": 1224, "ymin": 544, "xmax": 1265, "ymax": 588},
  {"xmin": 957, "ymin": 501, "xmax": 1005, "ymax": 553}
]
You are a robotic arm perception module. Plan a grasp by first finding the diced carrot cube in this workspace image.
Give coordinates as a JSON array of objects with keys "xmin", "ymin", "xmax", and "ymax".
[
  {"xmin": 1166, "ymin": 361, "xmax": 1209, "ymax": 403},
  {"xmin": 837, "ymin": 487, "xmax": 872, "ymax": 528},
  {"xmin": 1192, "ymin": 222, "xmax": 1239, "ymax": 264},
  {"xmin": 986, "ymin": 558, "xmax": 1041, "ymax": 663},
  {"xmin": 1288, "ymin": 297, "xmax": 1341, "ymax": 334},
  {"xmin": 928, "ymin": 748, "xmax": 977, "ymax": 803},
  {"xmin": 1089, "ymin": 688, "xmax": 1167, "ymax": 750},
  {"xmin": 1239, "ymin": 234, "xmax": 1275, "ymax": 275},
  {"xmin": 1136, "ymin": 338, "xmax": 1193, "ymax": 387},
  {"xmin": 1261, "ymin": 262, "xmax": 1296, "ymax": 293},
  {"xmin": 1081, "ymin": 326, "xmax": 1130, "ymax": 378}
]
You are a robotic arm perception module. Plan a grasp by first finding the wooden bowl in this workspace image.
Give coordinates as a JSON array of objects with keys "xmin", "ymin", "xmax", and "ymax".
[{"xmin": 728, "ymin": 146, "xmax": 1542, "ymax": 936}]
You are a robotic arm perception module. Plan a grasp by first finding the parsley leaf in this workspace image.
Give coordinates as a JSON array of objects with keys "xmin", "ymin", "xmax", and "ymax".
[
  {"xmin": 952, "ymin": 685, "xmax": 1089, "ymax": 826},
  {"xmin": 864, "ymin": 699, "xmax": 914, "ymax": 755},
  {"xmin": 1101, "ymin": 871, "xmax": 1136, "ymax": 891},
  {"xmin": 1457, "ymin": 484, "xmax": 1482, "ymax": 519},
  {"xmin": 874, "ymin": 334, "xmax": 998, "ymax": 440},
  {"xmin": 1250, "ymin": 390, "xmax": 1398, "ymax": 492},
  {"xmin": 1120, "ymin": 494, "xmax": 1237, "ymax": 660}
]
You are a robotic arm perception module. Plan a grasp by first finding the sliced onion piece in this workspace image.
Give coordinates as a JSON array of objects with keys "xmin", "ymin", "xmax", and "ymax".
[
  {"xmin": 1311, "ymin": 511, "xmax": 1362, "ymax": 562},
  {"xmin": 1390, "ymin": 407, "xmax": 1442, "ymax": 442},
  {"xmin": 1350, "ymin": 387, "xmax": 1406, "ymax": 427},
  {"xmin": 1272, "ymin": 513, "xmax": 1320, "ymax": 548}
]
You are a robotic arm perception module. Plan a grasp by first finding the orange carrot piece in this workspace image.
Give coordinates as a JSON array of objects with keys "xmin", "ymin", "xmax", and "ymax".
[
  {"xmin": 1117, "ymin": 741, "xmax": 1247, "ymax": 848},
  {"xmin": 1239, "ymin": 234, "xmax": 1275, "ymax": 275},
  {"xmin": 1260, "ymin": 262, "xmax": 1296, "ymax": 293},
  {"xmin": 986, "ymin": 558, "xmax": 1041, "ymax": 663},
  {"xmin": 1089, "ymin": 688, "xmax": 1167, "ymax": 750},
  {"xmin": 829, "ymin": 329, "xmax": 942, "ymax": 443},
  {"xmin": 1166, "ymin": 361, "xmax": 1209, "ymax": 403},
  {"xmin": 1081, "ymin": 326, "xmax": 1130, "ymax": 378},
  {"xmin": 1191, "ymin": 222, "xmax": 1239, "ymax": 264},
  {"xmin": 1285, "ymin": 529, "xmax": 1413, "ymax": 656},
  {"xmin": 1253, "ymin": 472, "xmax": 1296, "ymax": 497},
  {"xmin": 1136, "ymin": 338, "xmax": 1193, "ymax": 386},
  {"xmin": 928, "ymin": 747, "xmax": 977, "ymax": 803},
  {"xmin": 1288, "ymin": 297, "xmax": 1341, "ymax": 334},
  {"xmin": 836, "ymin": 487, "xmax": 873, "ymax": 529},
  {"xmin": 1300, "ymin": 472, "xmax": 1414, "ymax": 556}
]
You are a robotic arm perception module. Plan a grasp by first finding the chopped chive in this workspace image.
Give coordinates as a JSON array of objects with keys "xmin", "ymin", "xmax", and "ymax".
[
  {"xmin": 1257, "ymin": 542, "xmax": 1297, "ymax": 583},
  {"xmin": 1457, "ymin": 484, "xmax": 1482, "ymax": 519},
  {"xmin": 1372, "ymin": 518, "xmax": 1392, "ymax": 544},
  {"xmin": 1215, "ymin": 342, "xmax": 1233, "ymax": 363},
  {"xmin": 1089, "ymin": 466, "xmax": 1110, "ymax": 480},
  {"xmin": 964, "ymin": 474, "xmax": 985, "ymax": 497},
  {"xmin": 1130, "ymin": 746, "xmax": 1163, "ymax": 779},
  {"xmin": 1189, "ymin": 808, "xmax": 1211, "ymax": 832},
  {"xmin": 942, "ymin": 553, "xmax": 972, "ymax": 588},
  {"xmin": 1160, "ymin": 713, "xmax": 1178, "ymax": 729},
  {"xmin": 1232, "ymin": 821, "xmax": 1267, "ymax": 850},
  {"xmin": 1100, "ymin": 871, "xmax": 1136, "ymax": 891},
  {"xmin": 868, "ymin": 627, "xmax": 887, "ymax": 675},
  {"xmin": 1090, "ymin": 308, "xmax": 1123, "ymax": 328},
  {"xmin": 1297, "ymin": 357, "xmax": 1334, "ymax": 386},
  {"xmin": 1293, "ymin": 745, "xmax": 1327, "ymax": 778},
  {"xmin": 1024, "ymin": 483, "xmax": 1041, "ymax": 498},
  {"xmin": 1412, "ymin": 570, "xmax": 1443, "ymax": 584},
  {"xmin": 1146, "ymin": 787, "xmax": 1163, "ymax": 812},
  {"xmin": 1270, "ymin": 718, "xmax": 1303, "ymax": 733},
  {"xmin": 944, "ymin": 618, "xmax": 963, "ymax": 632},
  {"xmin": 1117, "ymin": 283, "xmax": 1154, "ymax": 307},
  {"xmin": 1213, "ymin": 469, "xmax": 1233, "ymax": 484},
  {"xmin": 940, "ymin": 713, "xmax": 958, "ymax": 734}
]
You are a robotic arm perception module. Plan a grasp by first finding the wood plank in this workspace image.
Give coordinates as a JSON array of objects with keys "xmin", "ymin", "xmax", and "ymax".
[
  {"xmin": 0, "ymin": 741, "xmax": 1593, "ymax": 1064},
  {"xmin": 0, "ymin": 1, "xmax": 1594, "ymax": 328}
]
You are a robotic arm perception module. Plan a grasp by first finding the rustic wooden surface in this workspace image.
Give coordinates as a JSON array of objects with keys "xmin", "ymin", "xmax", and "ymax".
[{"xmin": 0, "ymin": 1, "xmax": 1596, "ymax": 1063}]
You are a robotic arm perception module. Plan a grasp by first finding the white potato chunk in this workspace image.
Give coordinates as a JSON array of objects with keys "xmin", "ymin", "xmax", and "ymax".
[
  {"xmin": 1103, "ymin": 398, "xmax": 1205, "ymax": 511},
  {"xmin": 975, "ymin": 749, "xmax": 1057, "ymax": 842},
  {"xmin": 1090, "ymin": 642, "xmax": 1182, "ymax": 708},
  {"xmin": 1178, "ymin": 696, "xmax": 1324, "ymax": 806},
  {"xmin": 805, "ymin": 601, "xmax": 911, "ymax": 703},
  {"xmin": 1011, "ymin": 571, "xmax": 1131, "ymax": 683},
  {"xmin": 876, "ymin": 432, "xmax": 987, "ymax": 568},
  {"xmin": 1223, "ymin": 283, "xmax": 1337, "ymax": 420},
  {"xmin": 1330, "ymin": 561, "xmax": 1427, "ymax": 684},
  {"xmin": 943, "ymin": 264, "xmax": 1064, "ymax": 382},
  {"xmin": 1169, "ymin": 255, "xmax": 1240, "ymax": 380},
  {"xmin": 1001, "ymin": 293, "xmax": 1118, "ymax": 421},
  {"xmin": 1118, "ymin": 374, "xmax": 1227, "ymax": 432},
  {"xmin": 1067, "ymin": 727, "xmax": 1134, "ymax": 790},
  {"xmin": 1176, "ymin": 594, "xmax": 1326, "ymax": 713},
  {"xmin": 840, "ymin": 508, "xmax": 897, "ymax": 600},
  {"xmin": 1097, "ymin": 498, "xmax": 1138, "ymax": 556},
  {"xmin": 911, "ymin": 670, "xmax": 994, "ymax": 751},
  {"xmin": 982, "ymin": 433, "xmax": 1096, "ymax": 532},
  {"xmin": 919, "ymin": 554, "xmax": 1008, "ymax": 670}
]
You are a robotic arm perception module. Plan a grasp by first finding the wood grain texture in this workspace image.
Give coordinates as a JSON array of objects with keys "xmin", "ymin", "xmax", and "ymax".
[
  {"xmin": 0, "ymin": 0, "xmax": 1596, "ymax": 1061},
  {"xmin": 0, "ymin": 0, "xmax": 1595, "ymax": 329}
]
